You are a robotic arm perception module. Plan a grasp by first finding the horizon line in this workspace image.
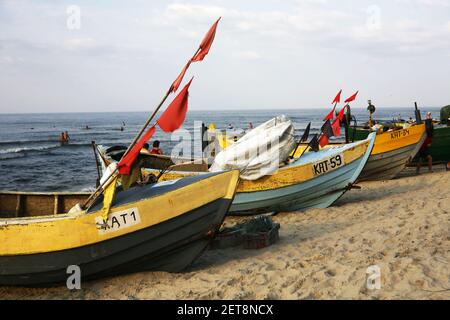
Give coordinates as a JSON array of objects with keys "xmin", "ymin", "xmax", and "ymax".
[{"xmin": 0, "ymin": 106, "xmax": 443, "ymax": 115}]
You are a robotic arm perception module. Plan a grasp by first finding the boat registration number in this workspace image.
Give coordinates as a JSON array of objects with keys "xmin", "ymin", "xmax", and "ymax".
[
  {"xmin": 390, "ymin": 129, "xmax": 409, "ymax": 140},
  {"xmin": 95, "ymin": 207, "xmax": 141, "ymax": 235},
  {"xmin": 312, "ymin": 153, "xmax": 345, "ymax": 176}
]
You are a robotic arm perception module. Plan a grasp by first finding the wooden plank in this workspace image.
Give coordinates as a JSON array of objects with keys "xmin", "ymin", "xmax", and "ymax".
[
  {"xmin": 15, "ymin": 194, "xmax": 23, "ymax": 217},
  {"xmin": 54, "ymin": 195, "xmax": 59, "ymax": 215}
]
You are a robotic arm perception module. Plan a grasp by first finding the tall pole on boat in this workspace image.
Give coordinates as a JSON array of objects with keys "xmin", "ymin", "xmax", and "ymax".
[
  {"xmin": 91, "ymin": 141, "xmax": 102, "ymax": 187},
  {"xmin": 119, "ymin": 47, "xmax": 201, "ymax": 161},
  {"xmin": 81, "ymin": 48, "xmax": 202, "ymax": 210}
]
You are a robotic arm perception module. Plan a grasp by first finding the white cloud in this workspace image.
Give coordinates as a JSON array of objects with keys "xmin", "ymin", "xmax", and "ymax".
[
  {"xmin": 63, "ymin": 37, "xmax": 97, "ymax": 50},
  {"xmin": 234, "ymin": 50, "xmax": 261, "ymax": 60},
  {"xmin": 396, "ymin": 0, "xmax": 450, "ymax": 6},
  {"xmin": 417, "ymin": 0, "xmax": 450, "ymax": 7}
]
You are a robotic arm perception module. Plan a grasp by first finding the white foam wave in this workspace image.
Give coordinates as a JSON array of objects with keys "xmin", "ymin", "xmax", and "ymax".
[{"xmin": 0, "ymin": 144, "xmax": 60, "ymax": 154}]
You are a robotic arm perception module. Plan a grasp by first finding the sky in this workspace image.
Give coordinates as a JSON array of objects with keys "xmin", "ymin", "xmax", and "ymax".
[{"xmin": 0, "ymin": 0, "xmax": 449, "ymax": 113}]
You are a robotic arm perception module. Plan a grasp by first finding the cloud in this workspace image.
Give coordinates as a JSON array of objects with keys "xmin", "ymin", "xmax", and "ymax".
[
  {"xmin": 234, "ymin": 50, "xmax": 261, "ymax": 60},
  {"xmin": 394, "ymin": 0, "xmax": 450, "ymax": 7},
  {"xmin": 63, "ymin": 37, "xmax": 97, "ymax": 50}
]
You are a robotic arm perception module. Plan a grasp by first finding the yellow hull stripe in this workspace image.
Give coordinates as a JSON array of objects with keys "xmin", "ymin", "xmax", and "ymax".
[
  {"xmin": 153, "ymin": 139, "xmax": 370, "ymax": 193},
  {"xmin": 370, "ymin": 124, "xmax": 425, "ymax": 155},
  {"xmin": 0, "ymin": 171, "xmax": 239, "ymax": 256},
  {"xmin": 289, "ymin": 124, "xmax": 426, "ymax": 158}
]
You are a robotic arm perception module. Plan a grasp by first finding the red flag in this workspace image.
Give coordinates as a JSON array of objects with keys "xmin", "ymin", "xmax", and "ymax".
[
  {"xmin": 337, "ymin": 106, "xmax": 347, "ymax": 121},
  {"xmin": 323, "ymin": 106, "xmax": 336, "ymax": 121},
  {"xmin": 170, "ymin": 60, "xmax": 191, "ymax": 93},
  {"xmin": 191, "ymin": 18, "xmax": 220, "ymax": 62},
  {"xmin": 332, "ymin": 89, "xmax": 342, "ymax": 104},
  {"xmin": 157, "ymin": 77, "xmax": 193, "ymax": 132},
  {"xmin": 344, "ymin": 91, "xmax": 358, "ymax": 103},
  {"xmin": 169, "ymin": 18, "xmax": 220, "ymax": 93},
  {"xmin": 118, "ymin": 125, "xmax": 156, "ymax": 175},
  {"xmin": 331, "ymin": 118, "xmax": 340, "ymax": 136},
  {"xmin": 319, "ymin": 135, "xmax": 329, "ymax": 147}
]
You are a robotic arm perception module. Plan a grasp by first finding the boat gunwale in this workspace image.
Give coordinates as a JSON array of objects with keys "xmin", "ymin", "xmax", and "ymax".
[{"xmin": 0, "ymin": 171, "xmax": 237, "ymax": 225}]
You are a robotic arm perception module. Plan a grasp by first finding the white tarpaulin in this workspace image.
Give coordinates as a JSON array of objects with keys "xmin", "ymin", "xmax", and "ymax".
[{"xmin": 209, "ymin": 115, "xmax": 295, "ymax": 180}]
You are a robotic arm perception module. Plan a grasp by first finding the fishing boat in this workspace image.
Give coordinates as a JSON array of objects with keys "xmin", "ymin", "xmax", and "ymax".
[
  {"xmin": 98, "ymin": 133, "xmax": 376, "ymax": 215},
  {"xmin": 0, "ymin": 170, "xmax": 239, "ymax": 286},
  {"xmin": 381, "ymin": 106, "xmax": 450, "ymax": 165},
  {"xmin": 346, "ymin": 124, "xmax": 426, "ymax": 180}
]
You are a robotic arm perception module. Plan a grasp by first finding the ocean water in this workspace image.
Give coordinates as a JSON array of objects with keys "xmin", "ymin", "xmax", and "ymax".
[{"xmin": 0, "ymin": 107, "xmax": 441, "ymax": 192}]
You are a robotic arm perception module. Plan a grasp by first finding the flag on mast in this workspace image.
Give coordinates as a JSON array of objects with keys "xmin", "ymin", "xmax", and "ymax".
[
  {"xmin": 118, "ymin": 125, "xmax": 156, "ymax": 175},
  {"xmin": 192, "ymin": 17, "xmax": 221, "ymax": 62},
  {"xmin": 331, "ymin": 118, "xmax": 340, "ymax": 136},
  {"xmin": 344, "ymin": 91, "xmax": 359, "ymax": 103},
  {"xmin": 323, "ymin": 90, "xmax": 342, "ymax": 121},
  {"xmin": 158, "ymin": 77, "xmax": 193, "ymax": 133},
  {"xmin": 337, "ymin": 105, "xmax": 347, "ymax": 121},
  {"xmin": 332, "ymin": 89, "xmax": 342, "ymax": 104},
  {"xmin": 169, "ymin": 18, "xmax": 221, "ymax": 93},
  {"xmin": 319, "ymin": 119, "xmax": 334, "ymax": 147}
]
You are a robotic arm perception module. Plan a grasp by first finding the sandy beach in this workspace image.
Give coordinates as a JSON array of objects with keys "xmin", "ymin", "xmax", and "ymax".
[{"xmin": 1, "ymin": 167, "xmax": 449, "ymax": 300}]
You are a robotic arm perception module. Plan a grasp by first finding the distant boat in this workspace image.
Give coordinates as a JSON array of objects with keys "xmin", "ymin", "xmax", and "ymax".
[{"xmin": 0, "ymin": 171, "xmax": 239, "ymax": 286}]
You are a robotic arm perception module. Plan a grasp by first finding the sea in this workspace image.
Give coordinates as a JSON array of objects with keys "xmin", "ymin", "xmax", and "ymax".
[{"xmin": 0, "ymin": 107, "xmax": 441, "ymax": 192}]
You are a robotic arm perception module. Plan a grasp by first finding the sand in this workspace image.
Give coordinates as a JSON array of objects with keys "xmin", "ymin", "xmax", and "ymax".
[{"xmin": 1, "ymin": 167, "xmax": 449, "ymax": 300}]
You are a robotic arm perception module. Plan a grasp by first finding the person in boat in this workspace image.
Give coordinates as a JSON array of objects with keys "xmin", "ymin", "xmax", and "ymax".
[
  {"xmin": 367, "ymin": 100, "xmax": 376, "ymax": 127},
  {"xmin": 59, "ymin": 132, "xmax": 66, "ymax": 144},
  {"xmin": 150, "ymin": 140, "xmax": 163, "ymax": 155},
  {"xmin": 416, "ymin": 112, "xmax": 434, "ymax": 174},
  {"xmin": 140, "ymin": 143, "xmax": 151, "ymax": 155}
]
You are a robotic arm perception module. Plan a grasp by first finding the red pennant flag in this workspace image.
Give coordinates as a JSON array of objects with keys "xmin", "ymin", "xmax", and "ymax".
[
  {"xmin": 319, "ymin": 135, "xmax": 329, "ymax": 148},
  {"xmin": 191, "ymin": 18, "xmax": 220, "ymax": 62},
  {"xmin": 344, "ymin": 91, "xmax": 358, "ymax": 103},
  {"xmin": 157, "ymin": 77, "xmax": 193, "ymax": 132},
  {"xmin": 170, "ymin": 60, "xmax": 191, "ymax": 93},
  {"xmin": 332, "ymin": 89, "xmax": 342, "ymax": 104},
  {"xmin": 331, "ymin": 118, "xmax": 340, "ymax": 136},
  {"xmin": 323, "ymin": 106, "xmax": 336, "ymax": 121},
  {"xmin": 169, "ymin": 18, "xmax": 220, "ymax": 93},
  {"xmin": 118, "ymin": 125, "xmax": 156, "ymax": 175},
  {"xmin": 337, "ymin": 105, "xmax": 347, "ymax": 122}
]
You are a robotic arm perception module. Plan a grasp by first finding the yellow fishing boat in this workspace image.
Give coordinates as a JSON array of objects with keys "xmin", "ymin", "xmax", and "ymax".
[
  {"xmin": 0, "ymin": 171, "xmax": 239, "ymax": 286},
  {"xmin": 345, "ymin": 123, "xmax": 426, "ymax": 180}
]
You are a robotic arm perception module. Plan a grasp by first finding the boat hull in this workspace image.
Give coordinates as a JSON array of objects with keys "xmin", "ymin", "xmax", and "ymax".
[
  {"xmin": 0, "ymin": 171, "xmax": 239, "ymax": 287},
  {"xmin": 347, "ymin": 124, "xmax": 426, "ymax": 180},
  {"xmin": 359, "ymin": 134, "xmax": 426, "ymax": 181},
  {"xmin": 0, "ymin": 198, "xmax": 231, "ymax": 286},
  {"xmin": 229, "ymin": 142, "xmax": 372, "ymax": 215}
]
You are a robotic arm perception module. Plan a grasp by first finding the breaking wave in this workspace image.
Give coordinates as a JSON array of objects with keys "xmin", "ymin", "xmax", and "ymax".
[{"xmin": 0, "ymin": 144, "xmax": 60, "ymax": 155}]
